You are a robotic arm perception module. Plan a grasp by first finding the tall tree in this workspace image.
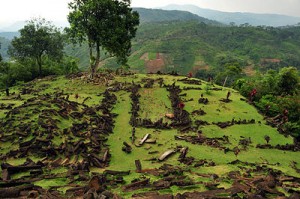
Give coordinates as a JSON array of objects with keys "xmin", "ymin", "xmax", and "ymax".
[
  {"xmin": 67, "ymin": 0, "xmax": 139, "ymax": 78},
  {"xmin": 9, "ymin": 18, "xmax": 64, "ymax": 77}
]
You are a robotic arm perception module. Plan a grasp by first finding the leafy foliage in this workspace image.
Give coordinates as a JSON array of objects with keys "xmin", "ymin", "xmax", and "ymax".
[
  {"xmin": 8, "ymin": 18, "xmax": 64, "ymax": 77},
  {"xmin": 277, "ymin": 67, "xmax": 299, "ymax": 95},
  {"xmin": 235, "ymin": 67, "xmax": 300, "ymax": 139},
  {"xmin": 67, "ymin": 0, "xmax": 139, "ymax": 77}
]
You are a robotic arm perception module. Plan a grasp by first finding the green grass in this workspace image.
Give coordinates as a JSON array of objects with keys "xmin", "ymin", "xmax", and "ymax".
[
  {"xmin": 34, "ymin": 178, "xmax": 69, "ymax": 189},
  {"xmin": 0, "ymin": 73, "xmax": 299, "ymax": 198},
  {"xmin": 139, "ymin": 87, "xmax": 172, "ymax": 121},
  {"xmin": 148, "ymin": 52, "xmax": 157, "ymax": 60}
]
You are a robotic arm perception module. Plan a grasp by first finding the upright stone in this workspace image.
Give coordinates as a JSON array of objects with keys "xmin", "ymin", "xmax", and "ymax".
[{"xmin": 135, "ymin": 160, "xmax": 142, "ymax": 172}]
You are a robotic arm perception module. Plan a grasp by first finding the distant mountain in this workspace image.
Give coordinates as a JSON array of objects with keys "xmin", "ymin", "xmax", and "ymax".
[
  {"xmin": 0, "ymin": 20, "xmax": 69, "ymax": 32},
  {"xmin": 161, "ymin": 4, "xmax": 300, "ymax": 27},
  {"xmin": 0, "ymin": 32, "xmax": 20, "ymax": 40},
  {"xmin": 0, "ymin": 8, "xmax": 220, "ymax": 32},
  {"xmin": 0, "ymin": 21, "xmax": 27, "ymax": 32},
  {"xmin": 0, "ymin": 36, "xmax": 11, "ymax": 61},
  {"xmin": 133, "ymin": 8, "xmax": 221, "ymax": 25}
]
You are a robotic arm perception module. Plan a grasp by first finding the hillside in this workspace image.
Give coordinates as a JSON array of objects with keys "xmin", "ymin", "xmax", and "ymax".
[
  {"xmin": 161, "ymin": 4, "xmax": 300, "ymax": 27},
  {"xmin": 0, "ymin": 36, "xmax": 11, "ymax": 61},
  {"xmin": 0, "ymin": 72, "xmax": 299, "ymax": 198},
  {"xmin": 0, "ymin": 8, "xmax": 219, "ymax": 63},
  {"xmin": 3, "ymin": 9, "xmax": 300, "ymax": 75},
  {"xmin": 66, "ymin": 21, "xmax": 300, "ymax": 77},
  {"xmin": 133, "ymin": 8, "xmax": 220, "ymax": 25}
]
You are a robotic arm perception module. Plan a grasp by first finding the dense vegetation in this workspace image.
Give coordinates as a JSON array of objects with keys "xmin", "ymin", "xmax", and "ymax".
[
  {"xmin": 62, "ymin": 20, "xmax": 300, "ymax": 77},
  {"xmin": 235, "ymin": 67, "xmax": 300, "ymax": 141}
]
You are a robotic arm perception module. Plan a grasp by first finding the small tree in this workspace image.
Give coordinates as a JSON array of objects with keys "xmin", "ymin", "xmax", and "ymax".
[
  {"xmin": 67, "ymin": 0, "xmax": 139, "ymax": 78},
  {"xmin": 9, "ymin": 18, "xmax": 64, "ymax": 77}
]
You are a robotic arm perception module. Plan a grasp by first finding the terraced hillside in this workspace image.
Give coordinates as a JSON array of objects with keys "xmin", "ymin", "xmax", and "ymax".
[{"xmin": 0, "ymin": 72, "xmax": 299, "ymax": 198}]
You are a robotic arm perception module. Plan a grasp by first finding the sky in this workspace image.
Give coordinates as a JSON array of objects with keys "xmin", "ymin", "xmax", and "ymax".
[{"xmin": 0, "ymin": 0, "xmax": 300, "ymax": 28}]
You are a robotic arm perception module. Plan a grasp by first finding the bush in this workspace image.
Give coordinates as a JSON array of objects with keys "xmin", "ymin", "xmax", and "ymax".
[
  {"xmin": 255, "ymin": 95, "xmax": 280, "ymax": 117},
  {"xmin": 282, "ymin": 122, "xmax": 300, "ymax": 141}
]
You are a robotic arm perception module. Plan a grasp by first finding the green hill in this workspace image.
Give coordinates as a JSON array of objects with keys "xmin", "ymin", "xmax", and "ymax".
[
  {"xmin": 126, "ymin": 21, "xmax": 300, "ymax": 75},
  {"xmin": 133, "ymin": 8, "xmax": 221, "ymax": 25},
  {"xmin": 66, "ymin": 20, "xmax": 300, "ymax": 78},
  {"xmin": 0, "ymin": 73, "xmax": 299, "ymax": 198},
  {"xmin": 3, "ymin": 9, "xmax": 300, "ymax": 76}
]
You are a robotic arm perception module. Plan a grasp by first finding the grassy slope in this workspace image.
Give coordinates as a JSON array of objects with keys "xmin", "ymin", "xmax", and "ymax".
[{"xmin": 0, "ymin": 74, "xmax": 299, "ymax": 198}]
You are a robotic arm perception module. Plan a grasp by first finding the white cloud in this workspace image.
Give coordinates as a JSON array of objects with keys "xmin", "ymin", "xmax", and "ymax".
[
  {"xmin": 1, "ymin": 0, "xmax": 299, "ymax": 29},
  {"xmin": 0, "ymin": 0, "xmax": 71, "ymax": 28}
]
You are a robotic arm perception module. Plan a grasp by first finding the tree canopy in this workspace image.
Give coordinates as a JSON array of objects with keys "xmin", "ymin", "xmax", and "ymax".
[
  {"xmin": 67, "ymin": 0, "xmax": 139, "ymax": 77},
  {"xmin": 9, "ymin": 18, "xmax": 64, "ymax": 77},
  {"xmin": 277, "ymin": 67, "xmax": 299, "ymax": 95}
]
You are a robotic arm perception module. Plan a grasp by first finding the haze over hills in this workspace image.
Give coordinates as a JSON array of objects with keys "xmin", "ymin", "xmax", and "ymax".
[
  {"xmin": 0, "ymin": 8, "xmax": 221, "ymax": 62},
  {"xmin": 0, "ymin": 20, "xmax": 69, "ymax": 32},
  {"xmin": 1, "ymin": 7, "xmax": 300, "ymax": 73},
  {"xmin": 133, "ymin": 8, "xmax": 221, "ymax": 25},
  {"xmin": 1, "ymin": 5, "xmax": 300, "ymax": 33},
  {"xmin": 161, "ymin": 4, "xmax": 300, "ymax": 27},
  {"xmin": 0, "ymin": 32, "xmax": 20, "ymax": 40},
  {"xmin": 0, "ymin": 8, "xmax": 220, "ymax": 33}
]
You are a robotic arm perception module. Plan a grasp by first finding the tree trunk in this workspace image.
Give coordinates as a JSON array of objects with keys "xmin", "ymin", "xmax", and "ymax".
[
  {"xmin": 222, "ymin": 76, "xmax": 228, "ymax": 90},
  {"xmin": 89, "ymin": 41, "xmax": 101, "ymax": 79},
  {"xmin": 37, "ymin": 56, "xmax": 42, "ymax": 77},
  {"xmin": 94, "ymin": 42, "xmax": 101, "ymax": 76},
  {"xmin": 88, "ymin": 41, "xmax": 94, "ymax": 79}
]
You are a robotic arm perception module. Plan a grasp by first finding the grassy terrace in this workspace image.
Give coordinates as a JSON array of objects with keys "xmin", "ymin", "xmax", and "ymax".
[{"xmin": 0, "ymin": 73, "xmax": 299, "ymax": 198}]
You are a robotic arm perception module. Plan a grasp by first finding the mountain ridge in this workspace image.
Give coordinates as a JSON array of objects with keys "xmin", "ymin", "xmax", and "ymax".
[
  {"xmin": 161, "ymin": 4, "xmax": 300, "ymax": 27},
  {"xmin": 133, "ymin": 7, "xmax": 221, "ymax": 25}
]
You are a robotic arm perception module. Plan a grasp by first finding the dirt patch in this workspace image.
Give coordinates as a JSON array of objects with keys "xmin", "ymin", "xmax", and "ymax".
[
  {"xmin": 261, "ymin": 58, "xmax": 281, "ymax": 63},
  {"xmin": 191, "ymin": 60, "xmax": 210, "ymax": 74},
  {"xmin": 145, "ymin": 53, "xmax": 166, "ymax": 73},
  {"xmin": 140, "ymin": 52, "xmax": 149, "ymax": 61},
  {"xmin": 243, "ymin": 65, "xmax": 256, "ymax": 76}
]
